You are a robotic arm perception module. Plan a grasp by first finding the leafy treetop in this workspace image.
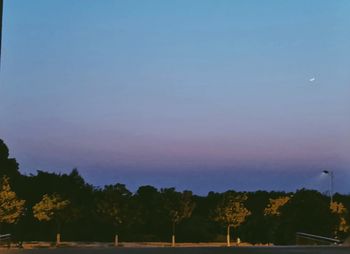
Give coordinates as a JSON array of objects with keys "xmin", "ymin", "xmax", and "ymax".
[
  {"xmin": 33, "ymin": 194, "xmax": 70, "ymax": 222},
  {"xmin": 214, "ymin": 192, "xmax": 251, "ymax": 228},
  {"xmin": 0, "ymin": 176, "xmax": 25, "ymax": 224}
]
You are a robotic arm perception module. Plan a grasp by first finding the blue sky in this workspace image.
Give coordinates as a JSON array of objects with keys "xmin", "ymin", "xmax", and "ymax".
[{"xmin": 1, "ymin": 0, "xmax": 350, "ymax": 194}]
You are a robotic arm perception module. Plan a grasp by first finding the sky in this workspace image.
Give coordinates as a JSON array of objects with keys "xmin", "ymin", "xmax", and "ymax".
[{"xmin": 1, "ymin": 0, "xmax": 350, "ymax": 195}]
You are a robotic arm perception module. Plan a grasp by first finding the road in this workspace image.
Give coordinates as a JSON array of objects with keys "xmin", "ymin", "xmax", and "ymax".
[{"xmin": 1, "ymin": 246, "xmax": 350, "ymax": 254}]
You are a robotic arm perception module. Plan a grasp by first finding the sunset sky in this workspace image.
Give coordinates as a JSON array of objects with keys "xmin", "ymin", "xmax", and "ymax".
[{"xmin": 1, "ymin": 0, "xmax": 350, "ymax": 194}]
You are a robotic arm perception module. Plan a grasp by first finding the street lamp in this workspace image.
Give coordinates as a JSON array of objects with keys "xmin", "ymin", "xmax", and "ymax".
[{"xmin": 322, "ymin": 170, "xmax": 334, "ymax": 204}]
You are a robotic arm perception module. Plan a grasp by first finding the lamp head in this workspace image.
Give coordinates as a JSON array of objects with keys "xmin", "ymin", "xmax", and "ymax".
[{"xmin": 323, "ymin": 170, "xmax": 330, "ymax": 175}]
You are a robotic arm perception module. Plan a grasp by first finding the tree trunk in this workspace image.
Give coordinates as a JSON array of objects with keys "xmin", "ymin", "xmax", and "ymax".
[
  {"xmin": 114, "ymin": 234, "xmax": 119, "ymax": 247},
  {"xmin": 172, "ymin": 221, "xmax": 176, "ymax": 247},
  {"xmin": 55, "ymin": 220, "xmax": 61, "ymax": 246},
  {"xmin": 56, "ymin": 233, "xmax": 61, "ymax": 246},
  {"xmin": 226, "ymin": 225, "xmax": 231, "ymax": 247}
]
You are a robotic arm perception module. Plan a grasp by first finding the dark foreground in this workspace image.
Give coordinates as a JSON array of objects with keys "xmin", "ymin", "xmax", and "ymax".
[{"xmin": 1, "ymin": 246, "xmax": 350, "ymax": 254}]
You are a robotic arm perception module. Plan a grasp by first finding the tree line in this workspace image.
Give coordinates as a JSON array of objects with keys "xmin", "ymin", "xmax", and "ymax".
[{"xmin": 0, "ymin": 139, "xmax": 349, "ymax": 245}]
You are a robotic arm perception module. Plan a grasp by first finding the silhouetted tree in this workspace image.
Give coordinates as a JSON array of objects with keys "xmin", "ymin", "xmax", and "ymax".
[
  {"xmin": 2, "ymin": 137, "xmax": 350, "ymax": 244},
  {"xmin": 33, "ymin": 194, "xmax": 70, "ymax": 245},
  {"xmin": 240, "ymin": 191, "xmax": 277, "ymax": 244},
  {"xmin": 132, "ymin": 186, "xmax": 165, "ymax": 241},
  {"xmin": 0, "ymin": 139, "xmax": 20, "ymax": 181},
  {"xmin": 178, "ymin": 193, "xmax": 221, "ymax": 242},
  {"xmin": 161, "ymin": 188, "xmax": 195, "ymax": 246},
  {"xmin": 330, "ymin": 201, "xmax": 349, "ymax": 238},
  {"xmin": 275, "ymin": 189, "xmax": 336, "ymax": 244},
  {"xmin": 0, "ymin": 176, "xmax": 25, "ymax": 233},
  {"xmin": 96, "ymin": 183, "xmax": 131, "ymax": 244},
  {"xmin": 214, "ymin": 192, "xmax": 251, "ymax": 246},
  {"xmin": 262, "ymin": 194, "xmax": 291, "ymax": 243}
]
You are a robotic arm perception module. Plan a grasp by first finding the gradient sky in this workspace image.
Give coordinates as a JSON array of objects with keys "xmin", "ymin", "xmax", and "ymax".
[{"xmin": 1, "ymin": 0, "xmax": 350, "ymax": 194}]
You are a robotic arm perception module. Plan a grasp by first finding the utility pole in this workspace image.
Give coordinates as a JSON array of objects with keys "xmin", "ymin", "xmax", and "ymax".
[{"xmin": 322, "ymin": 170, "xmax": 334, "ymax": 205}]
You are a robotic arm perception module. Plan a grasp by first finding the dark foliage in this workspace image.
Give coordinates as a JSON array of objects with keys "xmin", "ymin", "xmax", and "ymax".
[{"xmin": 1, "ymin": 139, "xmax": 349, "ymax": 244}]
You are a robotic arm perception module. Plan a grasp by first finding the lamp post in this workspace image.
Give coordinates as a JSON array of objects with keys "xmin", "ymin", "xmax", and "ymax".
[{"xmin": 322, "ymin": 170, "xmax": 334, "ymax": 205}]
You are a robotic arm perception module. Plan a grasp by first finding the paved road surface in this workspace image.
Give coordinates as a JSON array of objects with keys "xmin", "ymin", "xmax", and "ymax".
[{"xmin": 1, "ymin": 246, "xmax": 350, "ymax": 254}]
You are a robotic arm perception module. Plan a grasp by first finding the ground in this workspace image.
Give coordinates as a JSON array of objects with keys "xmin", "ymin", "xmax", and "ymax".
[{"xmin": 2, "ymin": 246, "xmax": 350, "ymax": 254}]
